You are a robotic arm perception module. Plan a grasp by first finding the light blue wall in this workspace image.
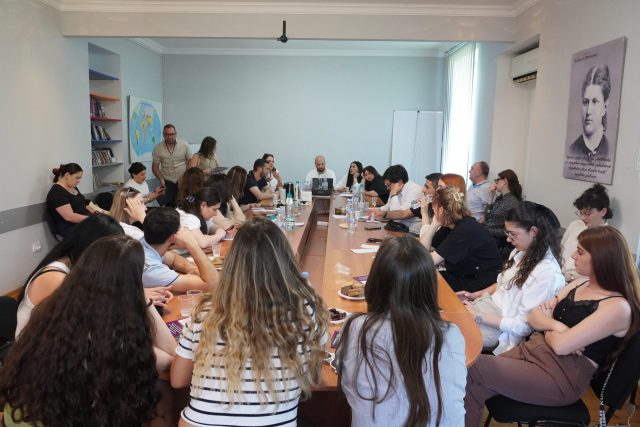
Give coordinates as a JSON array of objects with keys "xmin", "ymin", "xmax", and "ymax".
[{"xmin": 162, "ymin": 54, "xmax": 445, "ymax": 182}]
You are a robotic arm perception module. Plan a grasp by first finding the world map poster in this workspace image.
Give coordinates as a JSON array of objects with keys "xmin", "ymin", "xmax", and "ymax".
[{"xmin": 128, "ymin": 96, "xmax": 163, "ymax": 163}]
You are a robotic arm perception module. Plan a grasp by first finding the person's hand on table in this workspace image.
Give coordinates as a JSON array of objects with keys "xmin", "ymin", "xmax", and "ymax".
[
  {"xmin": 213, "ymin": 228, "xmax": 226, "ymax": 241},
  {"xmin": 456, "ymin": 290, "xmax": 479, "ymax": 302},
  {"xmin": 368, "ymin": 207, "xmax": 384, "ymax": 220},
  {"xmin": 463, "ymin": 300, "xmax": 480, "ymax": 316},
  {"xmin": 144, "ymin": 285, "xmax": 173, "ymax": 308},
  {"xmin": 124, "ymin": 197, "xmax": 147, "ymax": 223}
]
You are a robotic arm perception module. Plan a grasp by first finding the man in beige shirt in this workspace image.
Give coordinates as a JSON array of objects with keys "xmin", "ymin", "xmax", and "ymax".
[{"xmin": 152, "ymin": 124, "xmax": 193, "ymax": 206}]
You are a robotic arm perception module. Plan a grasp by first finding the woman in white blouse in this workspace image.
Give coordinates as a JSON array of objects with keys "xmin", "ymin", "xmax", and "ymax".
[
  {"xmin": 561, "ymin": 183, "xmax": 612, "ymax": 281},
  {"xmin": 124, "ymin": 162, "xmax": 163, "ymax": 206},
  {"xmin": 176, "ymin": 187, "xmax": 226, "ymax": 248},
  {"xmin": 460, "ymin": 201, "xmax": 565, "ymax": 354},
  {"xmin": 335, "ymin": 161, "xmax": 363, "ymax": 192}
]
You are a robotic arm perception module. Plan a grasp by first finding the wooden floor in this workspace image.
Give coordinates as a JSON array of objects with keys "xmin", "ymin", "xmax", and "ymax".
[{"xmin": 483, "ymin": 387, "xmax": 639, "ymax": 426}]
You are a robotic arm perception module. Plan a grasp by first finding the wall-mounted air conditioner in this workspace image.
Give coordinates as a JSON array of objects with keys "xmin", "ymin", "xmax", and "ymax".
[{"xmin": 511, "ymin": 47, "xmax": 538, "ymax": 83}]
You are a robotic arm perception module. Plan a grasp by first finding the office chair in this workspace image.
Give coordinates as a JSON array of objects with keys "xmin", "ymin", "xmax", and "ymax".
[{"xmin": 483, "ymin": 332, "xmax": 640, "ymax": 426}]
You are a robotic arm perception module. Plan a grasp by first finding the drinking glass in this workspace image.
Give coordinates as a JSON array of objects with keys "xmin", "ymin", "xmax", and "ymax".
[
  {"xmin": 178, "ymin": 294, "xmax": 194, "ymax": 317},
  {"xmin": 370, "ymin": 196, "xmax": 377, "ymax": 208},
  {"xmin": 211, "ymin": 243, "xmax": 221, "ymax": 258}
]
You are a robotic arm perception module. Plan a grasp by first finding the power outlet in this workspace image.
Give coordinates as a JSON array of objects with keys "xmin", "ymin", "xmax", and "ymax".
[{"xmin": 32, "ymin": 241, "xmax": 42, "ymax": 253}]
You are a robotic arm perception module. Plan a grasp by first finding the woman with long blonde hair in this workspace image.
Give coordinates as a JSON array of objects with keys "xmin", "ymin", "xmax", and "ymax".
[{"xmin": 171, "ymin": 216, "xmax": 328, "ymax": 427}]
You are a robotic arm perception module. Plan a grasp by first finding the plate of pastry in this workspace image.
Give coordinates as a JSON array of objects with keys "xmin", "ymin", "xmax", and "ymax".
[
  {"xmin": 329, "ymin": 307, "xmax": 349, "ymax": 324},
  {"xmin": 338, "ymin": 283, "xmax": 365, "ymax": 301}
]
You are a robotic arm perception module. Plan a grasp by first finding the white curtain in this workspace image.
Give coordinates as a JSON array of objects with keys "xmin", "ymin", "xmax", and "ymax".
[
  {"xmin": 391, "ymin": 110, "xmax": 443, "ymax": 183},
  {"xmin": 442, "ymin": 43, "xmax": 477, "ymax": 178}
]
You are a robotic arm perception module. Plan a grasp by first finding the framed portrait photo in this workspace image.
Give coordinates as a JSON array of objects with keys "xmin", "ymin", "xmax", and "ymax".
[{"xmin": 563, "ymin": 37, "xmax": 626, "ymax": 185}]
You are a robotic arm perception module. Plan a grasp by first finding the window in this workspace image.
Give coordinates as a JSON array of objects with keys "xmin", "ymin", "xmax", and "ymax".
[{"xmin": 442, "ymin": 43, "xmax": 478, "ymax": 178}]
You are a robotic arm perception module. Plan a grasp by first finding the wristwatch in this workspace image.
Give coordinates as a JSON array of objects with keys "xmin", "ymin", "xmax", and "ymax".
[{"xmin": 474, "ymin": 314, "xmax": 483, "ymax": 325}]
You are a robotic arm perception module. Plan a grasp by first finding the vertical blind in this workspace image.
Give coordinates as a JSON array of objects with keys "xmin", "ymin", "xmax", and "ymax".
[{"xmin": 441, "ymin": 43, "xmax": 477, "ymax": 178}]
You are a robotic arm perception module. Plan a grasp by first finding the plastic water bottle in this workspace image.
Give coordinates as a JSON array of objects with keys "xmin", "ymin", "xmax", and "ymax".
[
  {"xmin": 358, "ymin": 182, "xmax": 366, "ymax": 218},
  {"xmin": 345, "ymin": 198, "xmax": 356, "ymax": 234},
  {"xmin": 276, "ymin": 206, "xmax": 285, "ymax": 228},
  {"xmin": 285, "ymin": 193, "xmax": 295, "ymax": 232}
]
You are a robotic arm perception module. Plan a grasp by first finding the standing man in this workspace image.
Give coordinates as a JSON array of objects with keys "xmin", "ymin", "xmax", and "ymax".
[
  {"xmin": 467, "ymin": 161, "xmax": 493, "ymax": 222},
  {"xmin": 240, "ymin": 158, "xmax": 273, "ymax": 205},
  {"xmin": 152, "ymin": 124, "xmax": 193, "ymax": 207},
  {"xmin": 305, "ymin": 155, "xmax": 336, "ymax": 184}
]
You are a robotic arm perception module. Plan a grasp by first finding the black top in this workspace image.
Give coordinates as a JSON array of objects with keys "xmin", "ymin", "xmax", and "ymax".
[
  {"xmin": 46, "ymin": 184, "xmax": 90, "ymax": 236},
  {"xmin": 553, "ymin": 281, "xmax": 623, "ymax": 365},
  {"xmin": 434, "ymin": 216, "xmax": 502, "ymax": 276},
  {"xmin": 568, "ymin": 134, "xmax": 610, "ymax": 161},
  {"xmin": 366, "ymin": 176, "xmax": 389, "ymax": 204},
  {"xmin": 240, "ymin": 171, "xmax": 267, "ymax": 205}
]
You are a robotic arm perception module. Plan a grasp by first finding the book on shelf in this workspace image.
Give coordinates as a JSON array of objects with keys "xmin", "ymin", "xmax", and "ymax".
[
  {"xmin": 91, "ymin": 125, "xmax": 111, "ymax": 141},
  {"xmin": 91, "ymin": 148, "xmax": 116, "ymax": 165},
  {"xmin": 90, "ymin": 98, "xmax": 105, "ymax": 118}
]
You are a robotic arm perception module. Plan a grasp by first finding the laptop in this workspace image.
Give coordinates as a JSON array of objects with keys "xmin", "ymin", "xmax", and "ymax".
[{"xmin": 312, "ymin": 178, "xmax": 333, "ymax": 196}]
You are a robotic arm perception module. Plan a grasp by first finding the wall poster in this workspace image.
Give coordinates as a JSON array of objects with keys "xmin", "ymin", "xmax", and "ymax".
[
  {"xmin": 128, "ymin": 96, "xmax": 163, "ymax": 163},
  {"xmin": 563, "ymin": 37, "xmax": 626, "ymax": 184}
]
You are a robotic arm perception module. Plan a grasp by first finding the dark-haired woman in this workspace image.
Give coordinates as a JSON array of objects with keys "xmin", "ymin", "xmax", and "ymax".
[
  {"xmin": 561, "ymin": 183, "xmax": 612, "ymax": 281},
  {"xmin": 362, "ymin": 165, "xmax": 389, "ymax": 204},
  {"xmin": 0, "ymin": 235, "xmax": 172, "ymax": 426},
  {"xmin": 46, "ymin": 163, "xmax": 95, "ymax": 236},
  {"xmin": 177, "ymin": 187, "xmax": 226, "ymax": 249},
  {"xmin": 125, "ymin": 162, "xmax": 163, "ymax": 206},
  {"xmin": 460, "ymin": 202, "xmax": 565, "ymax": 354},
  {"xmin": 188, "ymin": 136, "xmax": 219, "ymax": 176},
  {"xmin": 483, "ymin": 169, "xmax": 523, "ymax": 254},
  {"xmin": 177, "ymin": 167, "xmax": 205, "ymax": 207},
  {"xmin": 206, "ymin": 174, "xmax": 245, "ymax": 230},
  {"xmin": 465, "ymin": 226, "xmax": 640, "ymax": 426},
  {"xmin": 337, "ymin": 235, "xmax": 466, "ymax": 426},
  {"xmin": 336, "ymin": 161, "xmax": 364, "ymax": 192},
  {"xmin": 15, "ymin": 213, "xmax": 123, "ymax": 337}
]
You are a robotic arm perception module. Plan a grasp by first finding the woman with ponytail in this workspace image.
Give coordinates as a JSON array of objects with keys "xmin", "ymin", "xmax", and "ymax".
[
  {"xmin": 420, "ymin": 186, "xmax": 502, "ymax": 292},
  {"xmin": 483, "ymin": 169, "xmax": 523, "ymax": 254},
  {"xmin": 46, "ymin": 163, "xmax": 93, "ymax": 236},
  {"xmin": 176, "ymin": 187, "xmax": 227, "ymax": 249},
  {"xmin": 460, "ymin": 201, "xmax": 565, "ymax": 354}
]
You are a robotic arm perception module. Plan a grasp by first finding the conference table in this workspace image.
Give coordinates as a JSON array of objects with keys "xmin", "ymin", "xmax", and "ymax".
[{"xmin": 161, "ymin": 195, "xmax": 481, "ymax": 424}]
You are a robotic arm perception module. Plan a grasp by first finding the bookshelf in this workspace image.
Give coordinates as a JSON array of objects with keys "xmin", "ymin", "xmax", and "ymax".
[{"xmin": 88, "ymin": 43, "xmax": 125, "ymax": 192}]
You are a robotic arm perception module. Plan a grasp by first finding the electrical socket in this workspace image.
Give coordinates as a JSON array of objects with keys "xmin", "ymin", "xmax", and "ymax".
[{"xmin": 32, "ymin": 241, "xmax": 42, "ymax": 253}]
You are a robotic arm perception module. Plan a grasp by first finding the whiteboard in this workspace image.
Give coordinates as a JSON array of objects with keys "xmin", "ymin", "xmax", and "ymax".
[{"xmin": 391, "ymin": 111, "xmax": 443, "ymax": 184}]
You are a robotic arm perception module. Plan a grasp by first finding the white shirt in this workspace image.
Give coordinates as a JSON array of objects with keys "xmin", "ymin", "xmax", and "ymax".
[
  {"xmin": 125, "ymin": 178, "xmax": 150, "ymax": 197},
  {"xmin": 467, "ymin": 180, "xmax": 493, "ymax": 221},
  {"xmin": 305, "ymin": 168, "xmax": 336, "ymax": 184},
  {"xmin": 380, "ymin": 180, "xmax": 422, "ymax": 212},
  {"xmin": 491, "ymin": 248, "xmax": 565, "ymax": 354},
  {"xmin": 176, "ymin": 208, "xmax": 202, "ymax": 231},
  {"xmin": 121, "ymin": 222, "xmax": 144, "ymax": 241},
  {"xmin": 560, "ymin": 219, "xmax": 588, "ymax": 281}
]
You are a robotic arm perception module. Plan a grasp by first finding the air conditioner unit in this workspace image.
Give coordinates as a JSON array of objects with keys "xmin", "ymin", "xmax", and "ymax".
[{"xmin": 511, "ymin": 47, "xmax": 538, "ymax": 83}]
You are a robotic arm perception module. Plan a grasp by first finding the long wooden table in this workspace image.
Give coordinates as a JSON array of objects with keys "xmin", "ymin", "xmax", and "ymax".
[{"xmin": 162, "ymin": 195, "xmax": 481, "ymax": 373}]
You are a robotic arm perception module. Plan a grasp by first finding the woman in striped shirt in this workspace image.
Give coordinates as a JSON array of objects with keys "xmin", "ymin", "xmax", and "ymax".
[{"xmin": 171, "ymin": 216, "xmax": 328, "ymax": 427}]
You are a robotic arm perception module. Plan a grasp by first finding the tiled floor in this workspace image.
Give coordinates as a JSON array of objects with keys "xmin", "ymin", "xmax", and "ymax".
[{"xmin": 483, "ymin": 387, "xmax": 639, "ymax": 426}]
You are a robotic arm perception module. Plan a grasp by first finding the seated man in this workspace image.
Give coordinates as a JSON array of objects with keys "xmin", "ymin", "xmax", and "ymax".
[
  {"xmin": 305, "ymin": 155, "xmax": 336, "ymax": 184},
  {"xmin": 467, "ymin": 161, "xmax": 493, "ymax": 222},
  {"xmin": 239, "ymin": 158, "xmax": 272, "ymax": 205},
  {"xmin": 141, "ymin": 207, "xmax": 218, "ymax": 292},
  {"xmin": 371, "ymin": 165, "xmax": 423, "ymax": 227}
]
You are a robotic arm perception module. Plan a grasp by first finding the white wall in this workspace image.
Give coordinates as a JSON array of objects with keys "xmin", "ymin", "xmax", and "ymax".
[
  {"xmin": 492, "ymin": 0, "xmax": 640, "ymax": 246},
  {"xmin": 0, "ymin": 1, "xmax": 163, "ymax": 293},
  {"xmin": 162, "ymin": 54, "xmax": 445, "ymax": 181}
]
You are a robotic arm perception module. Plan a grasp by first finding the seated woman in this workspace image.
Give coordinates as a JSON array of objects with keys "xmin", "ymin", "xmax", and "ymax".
[
  {"xmin": 337, "ymin": 235, "xmax": 466, "ymax": 426},
  {"xmin": 363, "ymin": 165, "xmax": 389, "ymax": 204},
  {"xmin": 420, "ymin": 186, "xmax": 502, "ymax": 292},
  {"xmin": 0, "ymin": 235, "xmax": 176, "ymax": 426},
  {"xmin": 170, "ymin": 217, "xmax": 328, "ymax": 427},
  {"xmin": 465, "ymin": 226, "xmax": 640, "ymax": 426},
  {"xmin": 483, "ymin": 169, "xmax": 523, "ymax": 256},
  {"xmin": 335, "ymin": 161, "xmax": 364, "ymax": 192},
  {"xmin": 177, "ymin": 167, "xmax": 205, "ymax": 207},
  {"xmin": 15, "ymin": 213, "xmax": 122, "ymax": 338},
  {"xmin": 187, "ymin": 136, "xmax": 219, "ymax": 176},
  {"xmin": 124, "ymin": 162, "xmax": 163, "ymax": 206},
  {"xmin": 206, "ymin": 174, "xmax": 246, "ymax": 230},
  {"xmin": 561, "ymin": 183, "xmax": 612, "ymax": 281},
  {"xmin": 460, "ymin": 201, "xmax": 565, "ymax": 354},
  {"xmin": 419, "ymin": 173, "xmax": 466, "ymax": 246},
  {"xmin": 227, "ymin": 165, "xmax": 253, "ymax": 212},
  {"xmin": 109, "ymin": 186, "xmax": 146, "ymax": 240},
  {"xmin": 176, "ymin": 187, "xmax": 227, "ymax": 249},
  {"xmin": 46, "ymin": 163, "xmax": 94, "ymax": 236},
  {"xmin": 263, "ymin": 153, "xmax": 283, "ymax": 192}
]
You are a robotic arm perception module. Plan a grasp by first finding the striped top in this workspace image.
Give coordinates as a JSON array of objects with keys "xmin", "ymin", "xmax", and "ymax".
[{"xmin": 176, "ymin": 306, "xmax": 316, "ymax": 427}]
